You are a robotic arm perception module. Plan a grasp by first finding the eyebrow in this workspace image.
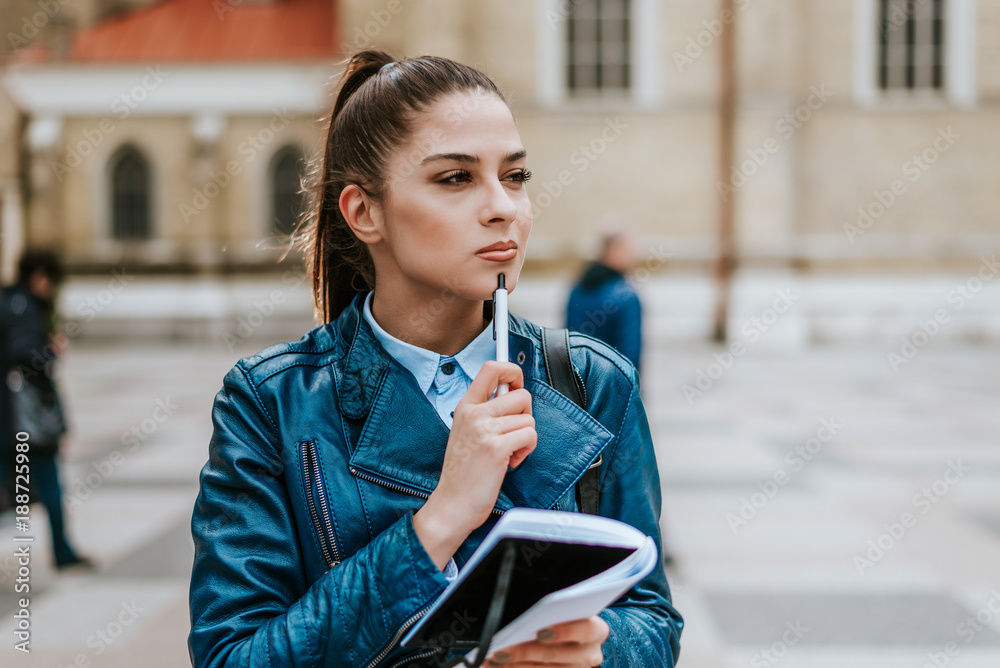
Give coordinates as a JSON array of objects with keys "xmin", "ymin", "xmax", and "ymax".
[{"xmin": 421, "ymin": 149, "xmax": 527, "ymax": 165}]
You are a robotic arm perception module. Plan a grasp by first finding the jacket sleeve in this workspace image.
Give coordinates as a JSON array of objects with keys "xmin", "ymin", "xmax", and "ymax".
[
  {"xmin": 5, "ymin": 292, "xmax": 51, "ymax": 371},
  {"xmin": 596, "ymin": 370, "xmax": 683, "ymax": 667},
  {"xmin": 188, "ymin": 364, "xmax": 451, "ymax": 668},
  {"xmin": 612, "ymin": 290, "xmax": 642, "ymax": 377}
]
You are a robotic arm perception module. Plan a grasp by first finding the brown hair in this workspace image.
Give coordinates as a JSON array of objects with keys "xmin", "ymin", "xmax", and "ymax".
[{"xmin": 296, "ymin": 49, "xmax": 507, "ymax": 323}]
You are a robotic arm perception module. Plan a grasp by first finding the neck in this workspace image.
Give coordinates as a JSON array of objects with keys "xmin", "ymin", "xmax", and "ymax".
[{"xmin": 369, "ymin": 288, "xmax": 491, "ymax": 357}]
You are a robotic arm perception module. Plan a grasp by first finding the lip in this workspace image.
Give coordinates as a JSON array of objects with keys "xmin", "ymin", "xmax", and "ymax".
[
  {"xmin": 476, "ymin": 248, "xmax": 517, "ymax": 262},
  {"xmin": 476, "ymin": 240, "xmax": 517, "ymax": 254}
]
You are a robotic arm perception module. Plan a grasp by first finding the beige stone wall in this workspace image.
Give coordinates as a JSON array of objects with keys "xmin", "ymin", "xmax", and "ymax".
[{"xmin": 978, "ymin": 0, "xmax": 1000, "ymax": 98}]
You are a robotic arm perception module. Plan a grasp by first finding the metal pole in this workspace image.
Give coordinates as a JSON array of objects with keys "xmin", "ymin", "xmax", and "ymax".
[{"xmin": 712, "ymin": 0, "xmax": 737, "ymax": 342}]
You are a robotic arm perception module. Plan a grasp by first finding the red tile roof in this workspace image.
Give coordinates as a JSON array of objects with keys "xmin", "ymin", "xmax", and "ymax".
[{"xmin": 27, "ymin": 0, "xmax": 337, "ymax": 64}]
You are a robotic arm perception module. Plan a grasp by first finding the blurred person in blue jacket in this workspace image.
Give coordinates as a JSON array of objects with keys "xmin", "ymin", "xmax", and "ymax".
[{"xmin": 566, "ymin": 225, "xmax": 643, "ymax": 377}]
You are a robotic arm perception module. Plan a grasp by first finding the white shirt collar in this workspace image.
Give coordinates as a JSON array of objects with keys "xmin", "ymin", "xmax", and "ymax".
[{"xmin": 362, "ymin": 291, "xmax": 497, "ymax": 394}]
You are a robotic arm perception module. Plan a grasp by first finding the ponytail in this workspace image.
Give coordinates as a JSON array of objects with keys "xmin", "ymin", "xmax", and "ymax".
[{"xmin": 296, "ymin": 49, "xmax": 506, "ymax": 323}]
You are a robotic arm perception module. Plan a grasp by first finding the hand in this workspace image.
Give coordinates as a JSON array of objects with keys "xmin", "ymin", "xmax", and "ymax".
[
  {"xmin": 49, "ymin": 331, "xmax": 69, "ymax": 357},
  {"xmin": 484, "ymin": 616, "xmax": 610, "ymax": 667},
  {"xmin": 414, "ymin": 361, "xmax": 536, "ymax": 569}
]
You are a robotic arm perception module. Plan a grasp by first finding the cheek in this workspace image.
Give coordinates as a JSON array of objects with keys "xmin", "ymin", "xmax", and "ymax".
[
  {"xmin": 387, "ymin": 196, "xmax": 469, "ymax": 263},
  {"xmin": 517, "ymin": 200, "xmax": 533, "ymax": 235}
]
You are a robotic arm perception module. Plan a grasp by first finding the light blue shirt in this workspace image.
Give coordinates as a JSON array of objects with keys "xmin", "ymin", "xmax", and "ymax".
[
  {"xmin": 363, "ymin": 291, "xmax": 497, "ymax": 431},
  {"xmin": 363, "ymin": 291, "xmax": 498, "ymax": 580}
]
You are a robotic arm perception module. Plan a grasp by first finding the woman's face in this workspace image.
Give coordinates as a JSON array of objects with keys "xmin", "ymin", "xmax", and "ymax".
[{"xmin": 371, "ymin": 90, "xmax": 533, "ymax": 303}]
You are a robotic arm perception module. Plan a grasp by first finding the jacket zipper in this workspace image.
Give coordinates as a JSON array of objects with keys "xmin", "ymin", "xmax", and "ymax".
[
  {"xmin": 366, "ymin": 605, "xmax": 433, "ymax": 668},
  {"xmin": 573, "ymin": 366, "xmax": 588, "ymax": 408},
  {"xmin": 300, "ymin": 440, "xmax": 341, "ymax": 568},
  {"xmin": 384, "ymin": 646, "xmax": 439, "ymax": 668},
  {"xmin": 350, "ymin": 467, "xmax": 504, "ymax": 517}
]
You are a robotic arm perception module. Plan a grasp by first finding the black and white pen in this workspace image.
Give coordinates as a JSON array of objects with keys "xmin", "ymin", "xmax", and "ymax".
[{"xmin": 493, "ymin": 273, "xmax": 509, "ymax": 396}]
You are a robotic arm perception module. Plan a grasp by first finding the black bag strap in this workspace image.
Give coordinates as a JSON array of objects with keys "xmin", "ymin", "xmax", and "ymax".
[{"xmin": 541, "ymin": 327, "xmax": 601, "ymax": 515}]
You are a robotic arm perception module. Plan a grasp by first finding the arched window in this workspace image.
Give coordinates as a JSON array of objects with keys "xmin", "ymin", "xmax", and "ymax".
[
  {"xmin": 110, "ymin": 145, "xmax": 151, "ymax": 241},
  {"xmin": 271, "ymin": 146, "xmax": 304, "ymax": 236}
]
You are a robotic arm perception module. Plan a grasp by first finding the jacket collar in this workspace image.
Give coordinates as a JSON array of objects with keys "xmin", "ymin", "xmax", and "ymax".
[{"xmin": 333, "ymin": 291, "xmax": 614, "ymax": 512}]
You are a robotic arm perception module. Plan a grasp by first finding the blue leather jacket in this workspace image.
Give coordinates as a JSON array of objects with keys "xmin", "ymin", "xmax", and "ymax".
[{"xmin": 189, "ymin": 291, "xmax": 683, "ymax": 667}]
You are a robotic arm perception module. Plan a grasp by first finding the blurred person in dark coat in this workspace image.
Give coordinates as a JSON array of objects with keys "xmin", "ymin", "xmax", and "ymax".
[
  {"xmin": 1, "ymin": 250, "xmax": 90, "ymax": 569},
  {"xmin": 565, "ymin": 224, "xmax": 643, "ymax": 377}
]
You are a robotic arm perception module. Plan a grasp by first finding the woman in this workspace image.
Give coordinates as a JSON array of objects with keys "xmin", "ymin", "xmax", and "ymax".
[{"xmin": 189, "ymin": 50, "xmax": 682, "ymax": 668}]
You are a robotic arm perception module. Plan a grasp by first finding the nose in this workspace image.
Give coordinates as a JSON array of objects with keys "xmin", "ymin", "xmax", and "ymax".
[{"xmin": 480, "ymin": 176, "xmax": 518, "ymax": 226}]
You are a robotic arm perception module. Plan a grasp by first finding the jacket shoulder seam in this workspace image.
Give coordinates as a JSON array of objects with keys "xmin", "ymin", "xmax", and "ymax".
[
  {"xmin": 253, "ymin": 358, "xmax": 344, "ymax": 388},
  {"xmin": 239, "ymin": 324, "xmax": 340, "ymax": 372},
  {"xmin": 233, "ymin": 362, "xmax": 280, "ymax": 436},
  {"xmin": 242, "ymin": 341, "xmax": 339, "ymax": 371}
]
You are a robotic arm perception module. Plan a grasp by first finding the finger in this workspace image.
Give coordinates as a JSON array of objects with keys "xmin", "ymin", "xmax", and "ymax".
[
  {"xmin": 494, "ymin": 427, "xmax": 536, "ymax": 460},
  {"xmin": 507, "ymin": 444, "xmax": 534, "ymax": 470},
  {"xmin": 490, "ymin": 639, "xmax": 603, "ymax": 666},
  {"xmin": 483, "ymin": 388, "xmax": 533, "ymax": 418},
  {"xmin": 453, "ymin": 389, "xmax": 532, "ymax": 430},
  {"xmin": 462, "ymin": 361, "xmax": 524, "ymax": 404},
  {"xmin": 487, "ymin": 413, "xmax": 535, "ymax": 435},
  {"xmin": 537, "ymin": 616, "xmax": 610, "ymax": 645}
]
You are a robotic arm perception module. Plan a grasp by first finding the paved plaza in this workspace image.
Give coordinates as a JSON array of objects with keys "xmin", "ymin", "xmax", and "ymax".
[{"xmin": 1, "ymin": 327, "xmax": 999, "ymax": 667}]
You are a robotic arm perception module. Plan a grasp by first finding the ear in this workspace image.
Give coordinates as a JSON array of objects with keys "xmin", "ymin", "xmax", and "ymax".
[{"xmin": 339, "ymin": 184, "xmax": 384, "ymax": 245}]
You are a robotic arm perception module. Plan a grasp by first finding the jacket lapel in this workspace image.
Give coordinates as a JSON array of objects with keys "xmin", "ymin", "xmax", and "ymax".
[
  {"xmin": 335, "ymin": 293, "xmax": 613, "ymax": 512},
  {"xmin": 500, "ymin": 376, "xmax": 613, "ymax": 508}
]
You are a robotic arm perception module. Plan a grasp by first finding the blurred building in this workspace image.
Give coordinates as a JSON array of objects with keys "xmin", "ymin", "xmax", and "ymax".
[
  {"xmin": 0, "ymin": 0, "xmax": 996, "ymax": 279},
  {"xmin": 1, "ymin": 0, "xmax": 335, "ymax": 276}
]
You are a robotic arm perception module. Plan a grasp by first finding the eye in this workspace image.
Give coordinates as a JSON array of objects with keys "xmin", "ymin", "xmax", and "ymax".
[
  {"xmin": 439, "ymin": 169, "xmax": 473, "ymax": 184},
  {"xmin": 505, "ymin": 169, "xmax": 532, "ymax": 185}
]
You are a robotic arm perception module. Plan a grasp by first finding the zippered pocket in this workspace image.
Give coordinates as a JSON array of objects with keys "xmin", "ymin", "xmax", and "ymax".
[
  {"xmin": 349, "ymin": 467, "xmax": 505, "ymax": 518},
  {"xmin": 300, "ymin": 440, "xmax": 341, "ymax": 568}
]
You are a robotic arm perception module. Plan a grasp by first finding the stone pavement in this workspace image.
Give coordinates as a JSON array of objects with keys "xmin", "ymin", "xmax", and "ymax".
[{"xmin": 1, "ymin": 331, "xmax": 999, "ymax": 667}]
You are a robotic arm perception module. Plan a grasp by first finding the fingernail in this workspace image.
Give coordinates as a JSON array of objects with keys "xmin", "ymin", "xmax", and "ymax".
[
  {"xmin": 494, "ymin": 651, "xmax": 511, "ymax": 662},
  {"xmin": 537, "ymin": 628, "xmax": 556, "ymax": 642}
]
